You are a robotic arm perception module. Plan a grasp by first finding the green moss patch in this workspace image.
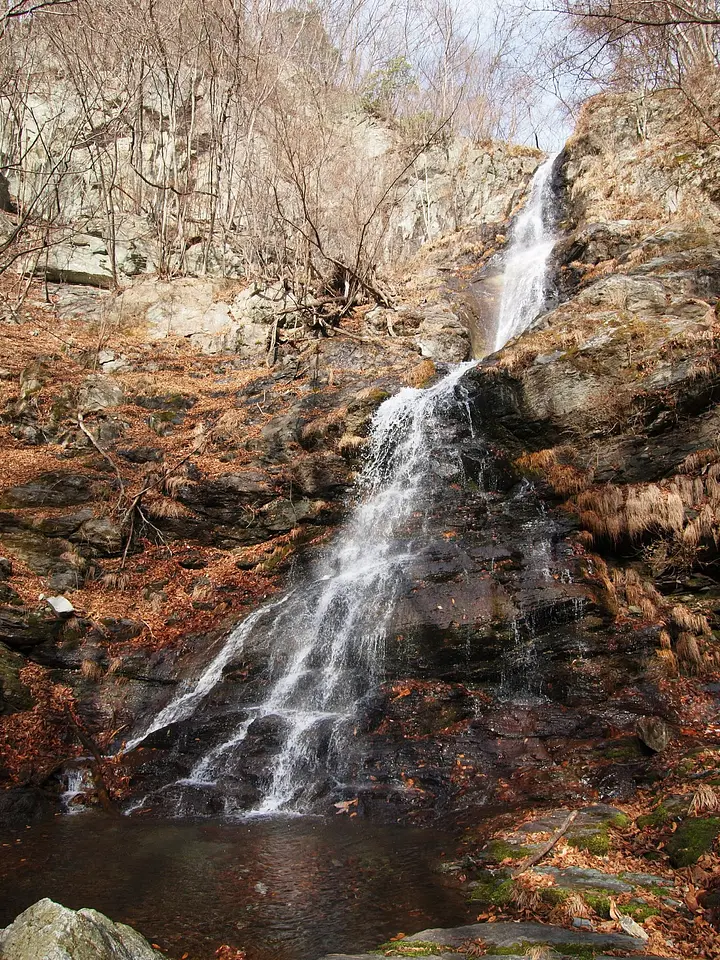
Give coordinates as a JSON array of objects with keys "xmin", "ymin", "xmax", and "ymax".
[
  {"xmin": 583, "ymin": 891, "xmax": 611, "ymax": 918},
  {"xmin": 540, "ymin": 886, "xmax": 570, "ymax": 906},
  {"xmin": 483, "ymin": 839, "xmax": 531, "ymax": 861},
  {"xmin": 624, "ymin": 900, "xmax": 660, "ymax": 923},
  {"xmin": 469, "ymin": 872, "xmax": 514, "ymax": 905},
  {"xmin": 666, "ymin": 817, "xmax": 720, "ymax": 867},
  {"xmin": 373, "ymin": 940, "xmax": 449, "ymax": 956},
  {"xmin": 567, "ymin": 831, "xmax": 611, "ymax": 856},
  {"xmin": 637, "ymin": 803, "xmax": 671, "ymax": 829}
]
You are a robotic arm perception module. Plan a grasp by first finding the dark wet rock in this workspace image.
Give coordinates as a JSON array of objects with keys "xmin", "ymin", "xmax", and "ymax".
[
  {"xmin": 0, "ymin": 787, "xmax": 53, "ymax": 826},
  {"xmin": 177, "ymin": 470, "xmax": 275, "ymax": 524},
  {"xmin": 0, "ymin": 607, "xmax": 64, "ymax": 650},
  {"xmin": 90, "ymin": 618, "xmax": 145, "ymax": 643},
  {"xmin": 0, "ymin": 472, "xmax": 100, "ymax": 508},
  {"xmin": 33, "ymin": 508, "xmax": 94, "ymax": 537},
  {"xmin": 117, "ymin": 446, "xmax": 163, "ymax": 463},
  {"xmin": 0, "ymin": 642, "xmax": 32, "ymax": 714},
  {"xmin": 0, "ymin": 557, "xmax": 12, "ymax": 579},
  {"xmin": 292, "ymin": 452, "xmax": 351, "ymax": 497}
]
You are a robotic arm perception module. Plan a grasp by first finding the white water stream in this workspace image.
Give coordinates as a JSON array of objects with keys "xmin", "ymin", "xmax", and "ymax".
[
  {"xmin": 125, "ymin": 154, "xmax": 560, "ymax": 816},
  {"xmin": 494, "ymin": 154, "xmax": 559, "ymax": 352},
  {"xmin": 128, "ymin": 362, "xmax": 476, "ymax": 814}
]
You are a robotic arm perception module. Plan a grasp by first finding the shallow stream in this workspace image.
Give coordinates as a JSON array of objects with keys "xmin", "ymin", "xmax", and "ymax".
[{"xmin": 0, "ymin": 814, "xmax": 470, "ymax": 959}]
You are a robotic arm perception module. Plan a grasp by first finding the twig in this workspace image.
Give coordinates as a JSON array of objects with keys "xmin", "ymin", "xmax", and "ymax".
[
  {"xmin": 511, "ymin": 810, "xmax": 578, "ymax": 877},
  {"xmin": 77, "ymin": 414, "xmax": 125, "ymax": 500}
]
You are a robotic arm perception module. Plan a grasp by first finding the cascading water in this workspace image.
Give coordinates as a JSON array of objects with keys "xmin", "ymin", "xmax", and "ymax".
[
  {"xmin": 127, "ymin": 362, "xmax": 476, "ymax": 815},
  {"xmin": 125, "ymin": 152, "xmax": 563, "ymax": 818},
  {"xmin": 494, "ymin": 153, "xmax": 559, "ymax": 352}
]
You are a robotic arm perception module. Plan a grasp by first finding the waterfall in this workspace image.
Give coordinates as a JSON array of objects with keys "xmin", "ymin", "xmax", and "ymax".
[
  {"xmin": 124, "ymin": 153, "xmax": 563, "ymax": 819},
  {"xmin": 493, "ymin": 154, "xmax": 559, "ymax": 352},
  {"xmin": 127, "ymin": 361, "xmax": 477, "ymax": 815}
]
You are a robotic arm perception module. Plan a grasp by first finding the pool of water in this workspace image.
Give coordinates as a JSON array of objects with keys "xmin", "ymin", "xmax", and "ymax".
[{"xmin": 0, "ymin": 813, "xmax": 471, "ymax": 959}]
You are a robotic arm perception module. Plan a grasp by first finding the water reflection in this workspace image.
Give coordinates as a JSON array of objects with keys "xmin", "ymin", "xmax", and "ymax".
[{"xmin": 0, "ymin": 814, "xmax": 469, "ymax": 959}]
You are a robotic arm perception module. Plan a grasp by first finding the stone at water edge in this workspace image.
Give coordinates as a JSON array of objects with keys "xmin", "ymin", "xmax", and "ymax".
[{"xmin": 0, "ymin": 898, "xmax": 168, "ymax": 960}]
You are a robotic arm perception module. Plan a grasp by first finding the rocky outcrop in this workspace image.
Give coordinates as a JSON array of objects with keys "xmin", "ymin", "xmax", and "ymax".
[
  {"xmin": 317, "ymin": 918, "xmax": 650, "ymax": 959},
  {"xmin": 385, "ymin": 141, "xmax": 543, "ymax": 260},
  {"xmin": 0, "ymin": 899, "xmax": 166, "ymax": 960}
]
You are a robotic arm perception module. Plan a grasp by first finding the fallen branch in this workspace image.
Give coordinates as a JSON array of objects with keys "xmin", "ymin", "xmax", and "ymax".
[
  {"xmin": 77, "ymin": 413, "xmax": 125, "ymax": 501},
  {"xmin": 511, "ymin": 810, "xmax": 578, "ymax": 877}
]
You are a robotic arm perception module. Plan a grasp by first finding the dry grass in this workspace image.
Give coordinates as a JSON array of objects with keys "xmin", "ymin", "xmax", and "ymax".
[
  {"xmin": 516, "ymin": 446, "xmax": 593, "ymax": 496},
  {"xmin": 689, "ymin": 784, "xmax": 720, "ymax": 816},
  {"xmin": 80, "ymin": 659, "xmax": 105, "ymax": 682},
  {"xmin": 511, "ymin": 875, "xmax": 542, "ymax": 912}
]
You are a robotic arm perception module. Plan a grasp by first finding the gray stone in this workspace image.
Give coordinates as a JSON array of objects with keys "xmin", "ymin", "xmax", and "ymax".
[
  {"xmin": 74, "ymin": 517, "xmax": 123, "ymax": 553},
  {"xmin": 536, "ymin": 866, "xmax": 633, "ymax": 894},
  {"xmin": 40, "ymin": 233, "xmax": 115, "ymax": 289},
  {"xmin": 1, "ymin": 472, "xmax": 97, "ymax": 509},
  {"xmin": 0, "ymin": 898, "xmax": 167, "ymax": 959},
  {"xmin": 618, "ymin": 915, "xmax": 650, "ymax": 941},
  {"xmin": 403, "ymin": 920, "xmax": 648, "ymax": 952},
  {"xmin": 78, "ymin": 375, "xmax": 124, "ymax": 413},
  {"xmin": 622, "ymin": 872, "xmax": 672, "ymax": 889},
  {"xmin": 637, "ymin": 716, "xmax": 672, "ymax": 752}
]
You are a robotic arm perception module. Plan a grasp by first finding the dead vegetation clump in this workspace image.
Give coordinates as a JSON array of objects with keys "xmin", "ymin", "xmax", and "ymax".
[
  {"xmin": 516, "ymin": 446, "xmax": 593, "ymax": 497},
  {"xmin": 589, "ymin": 564, "xmax": 712, "ymax": 676}
]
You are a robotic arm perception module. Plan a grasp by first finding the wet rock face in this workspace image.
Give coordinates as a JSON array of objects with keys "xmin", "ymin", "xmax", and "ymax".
[{"xmin": 125, "ymin": 396, "xmax": 670, "ymax": 821}]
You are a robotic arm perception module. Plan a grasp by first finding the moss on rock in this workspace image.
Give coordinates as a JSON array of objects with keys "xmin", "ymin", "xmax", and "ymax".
[
  {"xmin": 567, "ymin": 831, "xmax": 611, "ymax": 856},
  {"xmin": 666, "ymin": 817, "xmax": 720, "ymax": 867},
  {"xmin": 483, "ymin": 839, "xmax": 531, "ymax": 862},
  {"xmin": 469, "ymin": 871, "xmax": 514, "ymax": 905}
]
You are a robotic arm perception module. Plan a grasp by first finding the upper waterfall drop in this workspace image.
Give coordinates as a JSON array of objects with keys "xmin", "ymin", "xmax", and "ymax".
[{"xmin": 493, "ymin": 153, "xmax": 559, "ymax": 352}]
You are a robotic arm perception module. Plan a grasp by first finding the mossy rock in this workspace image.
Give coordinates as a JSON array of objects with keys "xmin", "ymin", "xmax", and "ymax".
[
  {"xmin": 373, "ymin": 940, "xmax": 451, "ymax": 956},
  {"xmin": 666, "ymin": 817, "xmax": 720, "ymax": 867},
  {"xmin": 540, "ymin": 887, "xmax": 570, "ymax": 907},
  {"xmin": 637, "ymin": 803, "xmax": 671, "ymax": 829},
  {"xmin": 567, "ymin": 831, "xmax": 611, "ymax": 856},
  {"xmin": 469, "ymin": 871, "xmax": 514, "ymax": 906},
  {"xmin": 481, "ymin": 839, "xmax": 531, "ymax": 862},
  {"xmin": 0, "ymin": 642, "xmax": 32, "ymax": 714},
  {"xmin": 583, "ymin": 891, "xmax": 611, "ymax": 918},
  {"xmin": 623, "ymin": 899, "xmax": 660, "ymax": 923}
]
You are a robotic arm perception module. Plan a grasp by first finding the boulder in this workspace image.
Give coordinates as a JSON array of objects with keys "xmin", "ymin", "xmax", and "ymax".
[
  {"xmin": 40, "ymin": 233, "xmax": 115, "ymax": 288},
  {"xmin": 0, "ymin": 607, "xmax": 64, "ymax": 650},
  {"xmin": 78, "ymin": 375, "xmax": 124, "ymax": 413},
  {"xmin": 0, "ymin": 788, "xmax": 53, "ymax": 827},
  {"xmin": 0, "ymin": 899, "xmax": 167, "ymax": 960},
  {"xmin": 637, "ymin": 716, "xmax": 672, "ymax": 752}
]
